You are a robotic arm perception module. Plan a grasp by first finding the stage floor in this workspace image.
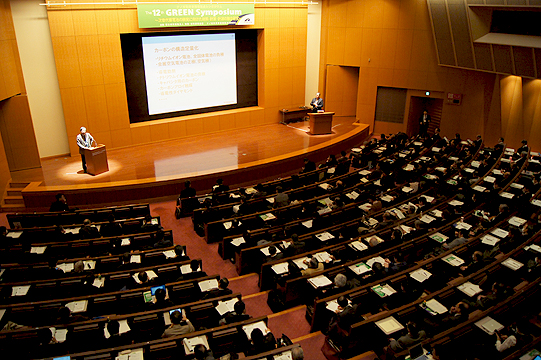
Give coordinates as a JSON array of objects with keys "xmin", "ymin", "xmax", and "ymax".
[{"xmin": 12, "ymin": 117, "xmax": 366, "ymax": 187}]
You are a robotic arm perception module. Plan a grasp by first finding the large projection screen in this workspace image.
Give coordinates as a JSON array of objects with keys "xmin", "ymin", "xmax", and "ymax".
[{"xmin": 121, "ymin": 29, "xmax": 258, "ymax": 124}]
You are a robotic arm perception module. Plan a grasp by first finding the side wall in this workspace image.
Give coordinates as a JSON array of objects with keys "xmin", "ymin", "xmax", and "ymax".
[
  {"xmin": 320, "ymin": 0, "xmax": 541, "ymax": 151},
  {"xmin": 46, "ymin": 4, "xmax": 308, "ymax": 156}
]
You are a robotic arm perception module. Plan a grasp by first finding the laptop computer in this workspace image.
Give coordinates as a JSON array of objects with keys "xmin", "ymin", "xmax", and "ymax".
[
  {"xmin": 409, "ymin": 344, "xmax": 429, "ymax": 360},
  {"xmin": 150, "ymin": 284, "xmax": 166, "ymax": 296}
]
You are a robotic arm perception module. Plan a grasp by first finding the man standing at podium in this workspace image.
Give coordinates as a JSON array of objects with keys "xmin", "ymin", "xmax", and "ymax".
[
  {"xmin": 311, "ymin": 92, "xmax": 324, "ymax": 113},
  {"xmin": 76, "ymin": 126, "xmax": 96, "ymax": 173}
]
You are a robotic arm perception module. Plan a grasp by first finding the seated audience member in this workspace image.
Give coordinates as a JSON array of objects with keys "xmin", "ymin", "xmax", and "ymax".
[
  {"xmin": 203, "ymin": 278, "xmax": 233, "ymax": 299},
  {"xmin": 441, "ymin": 301, "xmax": 470, "ymax": 326},
  {"xmin": 443, "ymin": 228, "xmax": 469, "ymax": 250},
  {"xmin": 141, "ymin": 215, "xmax": 162, "ymax": 232},
  {"xmin": 100, "ymin": 214, "xmax": 123, "ymax": 238},
  {"xmin": 388, "ymin": 321, "xmax": 426, "ymax": 351},
  {"xmin": 178, "ymin": 180, "xmax": 199, "ymax": 214},
  {"xmin": 323, "ymin": 274, "xmax": 359, "ymax": 296},
  {"xmin": 212, "ymin": 178, "xmax": 229, "ymax": 193},
  {"xmin": 291, "ymin": 347, "xmax": 304, "ymax": 360},
  {"xmin": 300, "ymin": 157, "xmax": 316, "ymax": 173},
  {"xmin": 162, "ymin": 310, "xmax": 195, "ymax": 338},
  {"xmin": 49, "ymin": 193, "xmax": 70, "ymax": 212},
  {"xmin": 105, "ymin": 320, "xmax": 128, "ymax": 347},
  {"xmin": 247, "ymin": 327, "xmax": 276, "ymax": 356},
  {"xmin": 153, "ymin": 229, "xmax": 173, "ymax": 249},
  {"xmin": 194, "ymin": 344, "xmax": 215, "ymax": 360},
  {"xmin": 152, "ymin": 288, "xmax": 174, "ymax": 309},
  {"xmin": 178, "ymin": 259, "xmax": 207, "ymax": 280},
  {"xmin": 132, "ymin": 271, "xmax": 150, "ymax": 288},
  {"xmin": 459, "ymin": 251, "xmax": 487, "ymax": 276},
  {"xmin": 266, "ymin": 245, "xmax": 283, "ymax": 263},
  {"xmin": 79, "ymin": 219, "xmax": 101, "ymax": 239},
  {"xmin": 301, "ymin": 257, "xmax": 324, "ymax": 276},
  {"xmin": 328, "ymin": 296, "xmax": 358, "ymax": 333},
  {"xmin": 55, "ymin": 306, "xmax": 89, "ymax": 324},
  {"xmin": 475, "ymin": 282, "xmax": 510, "ymax": 309},
  {"xmin": 174, "ymin": 245, "xmax": 185, "ymax": 257},
  {"xmin": 282, "ymin": 233, "xmax": 306, "ymax": 257},
  {"xmin": 495, "ymin": 328, "xmax": 516, "ymax": 352},
  {"xmin": 219, "ymin": 300, "xmax": 251, "ymax": 325},
  {"xmin": 273, "ymin": 186, "xmax": 289, "ymax": 208}
]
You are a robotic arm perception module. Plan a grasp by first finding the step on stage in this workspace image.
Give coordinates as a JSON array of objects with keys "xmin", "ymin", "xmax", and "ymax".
[{"xmin": 13, "ymin": 117, "xmax": 370, "ymax": 209}]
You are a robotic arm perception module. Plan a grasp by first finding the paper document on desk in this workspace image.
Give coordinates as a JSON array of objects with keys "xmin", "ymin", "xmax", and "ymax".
[
  {"xmin": 473, "ymin": 185, "xmax": 486, "ymax": 192},
  {"xmin": 319, "ymin": 183, "xmax": 331, "ymax": 190},
  {"xmin": 130, "ymin": 255, "xmax": 141, "ymax": 263},
  {"xmin": 84, "ymin": 260, "xmax": 96, "ymax": 270},
  {"xmin": 509, "ymin": 216, "xmax": 527, "ymax": 227},
  {"xmin": 30, "ymin": 246, "xmax": 47, "ymax": 254},
  {"xmin": 261, "ymin": 246, "xmax": 281, "ymax": 257},
  {"xmin": 350, "ymin": 241, "xmax": 368, "ymax": 252},
  {"xmin": 224, "ymin": 221, "xmax": 232, "ymax": 230},
  {"xmin": 315, "ymin": 232, "xmax": 334, "ymax": 241},
  {"xmin": 6, "ymin": 231, "xmax": 22, "ymax": 238},
  {"xmin": 410, "ymin": 268, "xmax": 432, "ymax": 283},
  {"xmin": 457, "ymin": 281, "xmax": 482, "ymax": 297},
  {"xmin": 442, "ymin": 254, "xmax": 465, "ymax": 266},
  {"xmin": 163, "ymin": 250, "xmax": 177, "ymax": 259},
  {"xmin": 376, "ymin": 316, "xmax": 404, "ymax": 335},
  {"xmin": 242, "ymin": 321, "xmax": 270, "ymax": 340},
  {"xmin": 482, "ymin": 234, "xmax": 500, "ymax": 246},
  {"xmin": 349, "ymin": 262, "xmax": 371, "ymax": 275},
  {"xmin": 491, "ymin": 228, "xmax": 509, "ymax": 238},
  {"xmin": 11, "ymin": 285, "xmax": 30, "ymax": 296},
  {"xmin": 502, "ymin": 258, "xmax": 523, "ymax": 271},
  {"xmin": 198, "ymin": 279, "xmax": 219, "ymax": 292},
  {"xmin": 314, "ymin": 251, "xmax": 332, "ymax": 263},
  {"xmin": 121, "ymin": 238, "xmax": 131, "ymax": 246},
  {"xmin": 293, "ymin": 257, "xmax": 309, "ymax": 270},
  {"xmin": 471, "ymin": 161, "xmax": 480, "ymax": 168},
  {"xmin": 510, "ymin": 183, "xmax": 524, "ymax": 189},
  {"xmin": 372, "ymin": 284, "xmax": 396, "ymax": 298},
  {"xmin": 366, "ymin": 256, "xmax": 385, "ymax": 268},
  {"xmin": 455, "ymin": 221, "xmax": 472, "ymax": 230},
  {"xmin": 92, "ymin": 277, "xmax": 105, "ymax": 288},
  {"xmin": 231, "ymin": 237, "xmax": 246, "ymax": 246},
  {"xmin": 302, "ymin": 220, "xmax": 313, "ymax": 228},
  {"xmin": 260, "ymin": 213, "xmax": 276, "ymax": 221},
  {"xmin": 359, "ymin": 169, "xmax": 371, "ymax": 176},
  {"xmin": 183, "ymin": 335, "xmax": 210, "ymax": 355},
  {"xmin": 271, "ymin": 262, "xmax": 289, "ymax": 275},
  {"xmin": 359, "ymin": 203, "xmax": 372, "ymax": 212},
  {"xmin": 105, "ymin": 319, "xmax": 131, "ymax": 338},
  {"xmin": 116, "ymin": 348, "xmax": 144, "ymax": 360},
  {"xmin": 215, "ymin": 298, "xmax": 238, "ymax": 316},
  {"xmin": 500, "ymin": 192, "xmax": 514, "ymax": 199},
  {"xmin": 66, "ymin": 300, "xmax": 88, "ymax": 313},
  {"xmin": 326, "ymin": 299, "xmax": 351, "ymax": 313},
  {"xmin": 57, "ymin": 263, "xmax": 74, "ymax": 273},
  {"xmin": 425, "ymin": 299, "xmax": 447, "ymax": 314},
  {"xmin": 420, "ymin": 215, "xmax": 436, "ymax": 224},
  {"xmin": 274, "ymin": 351, "xmax": 293, "ymax": 360},
  {"xmin": 308, "ymin": 275, "xmax": 332, "ymax": 288},
  {"xmin": 532, "ymin": 199, "xmax": 541, "ymax": 207},
  {"xmin": 484, "ymin": 176, "xmax": 496, "ymax": 183},
  {"xmin": 448, "ymin": 200, "xmax": 464, "ymax": 206},
  {"xmin": 381, "ymin": 195, "xmax": 394, "ymax": 203},
  {"xmin": 346, "ymin": 191, "xmax": 359, "ymax": 200}
]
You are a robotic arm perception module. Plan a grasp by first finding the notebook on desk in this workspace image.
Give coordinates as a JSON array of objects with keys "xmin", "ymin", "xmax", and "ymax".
[{"xmin": 408, "ymin": 344, "xmax": 429, "ymax": 360}]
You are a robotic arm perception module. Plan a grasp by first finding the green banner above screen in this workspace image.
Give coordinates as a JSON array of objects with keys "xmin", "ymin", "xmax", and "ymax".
[{"xmin": 137, "ymin": 4, "xmax": 255, "ymax": 28}]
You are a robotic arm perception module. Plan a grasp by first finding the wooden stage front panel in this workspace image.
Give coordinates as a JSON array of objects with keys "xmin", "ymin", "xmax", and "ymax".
[{"xmin": 15, "ymin": 118, "xmax": 370, "ymax": 209}]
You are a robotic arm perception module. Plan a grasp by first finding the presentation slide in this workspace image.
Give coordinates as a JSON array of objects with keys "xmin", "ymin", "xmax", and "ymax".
[{"xmin": 142, "ymin": 33, "xmax": 237, "ymax": 115}]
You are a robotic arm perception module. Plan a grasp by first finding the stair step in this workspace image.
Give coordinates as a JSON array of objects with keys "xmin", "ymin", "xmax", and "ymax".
[
  {"xmin": 0, "ymin": 203, "xmax": 26, "ymax": 212},
  {"xmin": 9, "ymin": 182, "xmax": 30, "ymax": 189},
  {"xmin": 3, "ymin": 196, "xmax": 24, "ymax": 205},
  {"xmin": 7, "ymin": 189, "xmax": 22, "ymax": 197}
]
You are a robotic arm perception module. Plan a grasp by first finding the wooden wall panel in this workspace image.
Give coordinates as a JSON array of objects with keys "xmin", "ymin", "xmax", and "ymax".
[
  {"xmin": 0, "ymin": 95, "xmax": 40, "ymax": 170},
  {"xmin": 493, "ymin": 45, "xmax": 514, "ymax": 75},
  {"xmin": 47, "ymin": 5, "xmax": 308, "ymax": 155},
  {"xmin": 522, "ymin": 80, "xmax": 541, "ymax": 152},
  {"xmin": 500, "ymin": 75, "xmax": 523, "ymax": 146},
  {"xmin": 0, "ymin": 119, "xmax": 10, "ymax": 196},
  {"xmin": 0, "ymin": 0, "xmax": 24, "ymax": 101},
  {"xmin": 513, "ymin": 47, "xmax": 535, "ymax": 79}
]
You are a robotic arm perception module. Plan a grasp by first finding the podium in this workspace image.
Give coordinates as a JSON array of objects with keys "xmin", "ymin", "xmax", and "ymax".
[
  {"xmin": 308, "ymin": 112, "xmax": 335, "ymax": 135},
  {"xmin": 84, "ymin": 145, "xmax": 109, "ymax": 175}
]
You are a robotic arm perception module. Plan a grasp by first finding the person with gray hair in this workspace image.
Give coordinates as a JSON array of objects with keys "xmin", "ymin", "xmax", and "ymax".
[
  {"xmin": 334, "ymin": 273, "xmax": 347, "ymax": 288},
  {"xmin": 76, "ymin": 126, "xmax": 97, "ymax": 173},
  {"xmin": 291, "ymin": 346, "xmax": 304, "ymax": 359}
]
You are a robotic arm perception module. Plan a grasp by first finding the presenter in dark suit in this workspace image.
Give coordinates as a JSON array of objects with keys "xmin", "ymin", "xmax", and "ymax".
[
  {"xmin": 418, "ymin": 110, "xmax": 430, "ymax": 137},
  {"xmin": 311, "ymin": 92, "xmax": 324, "ymax": 113},
  {"xmin": 76, "ymin": 126, "xmax": 97, "ymax": 173}
]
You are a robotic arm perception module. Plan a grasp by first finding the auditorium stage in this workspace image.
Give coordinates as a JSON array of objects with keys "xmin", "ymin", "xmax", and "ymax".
[{"xmin": 12, "ymin": 117, "xmax": 370, "ymax": 209}]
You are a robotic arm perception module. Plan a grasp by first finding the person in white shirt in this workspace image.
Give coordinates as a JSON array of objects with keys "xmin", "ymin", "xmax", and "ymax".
[
  {"xmin": 76, "ymin": 126, "xmax": 96, "ymax": 173},
  {"xmin": 495, "ymin": 329, "xmax": 516, "ymax": 352}
]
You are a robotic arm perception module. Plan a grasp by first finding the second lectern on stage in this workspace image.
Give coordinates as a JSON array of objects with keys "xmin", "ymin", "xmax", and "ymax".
[
  {"xmin": 308, "ymin": 112, "xmax": 335, "ymax": 135},
  {"xmin": 84, "ymin": 145, "xmax": 109, "ymax": 175}
]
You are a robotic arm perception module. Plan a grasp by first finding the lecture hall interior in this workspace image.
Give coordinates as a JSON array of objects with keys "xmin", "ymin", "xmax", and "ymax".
[{"xmin": 1, "ymin": 0, "xmax": 541, "ymax": 359}]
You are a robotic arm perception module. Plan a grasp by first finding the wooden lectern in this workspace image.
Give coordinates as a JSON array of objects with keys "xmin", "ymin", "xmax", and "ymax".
[
  {"xmin": 308, "ymin": 112, "xmax": 335, "ymax": 135},
  {"xmin": 84, "ymin": 145, "xmax": 109, "ymax": 175}
]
